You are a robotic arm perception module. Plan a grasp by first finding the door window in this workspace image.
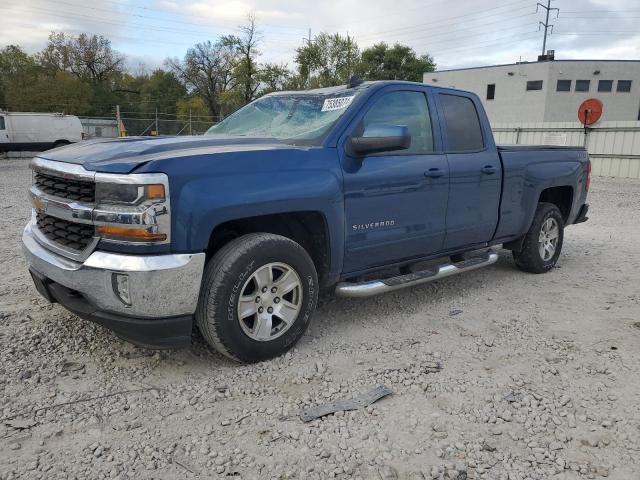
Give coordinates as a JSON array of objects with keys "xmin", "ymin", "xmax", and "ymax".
[
  {"xmin": 0, "ymin": 117, "xmax": 5, "ymax": 130},
  {"xmin": 439, "ymin": 94, "xmax": 484, "ymax": 152},
  {"xmin": 361, "ymin": 91, "xmax": 434, "ymax": 154}
]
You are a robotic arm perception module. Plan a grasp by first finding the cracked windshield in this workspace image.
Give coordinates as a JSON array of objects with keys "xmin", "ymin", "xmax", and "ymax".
[{"xmin": 206, "ymin": 91, "xmax": 360, "ymax": 142}]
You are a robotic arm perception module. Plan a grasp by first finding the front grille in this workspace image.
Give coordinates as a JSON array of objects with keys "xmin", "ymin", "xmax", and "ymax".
[
  {"xmin": 36, "ymin": 213, "xmax": 95, "ymax": 251},
  {"xmin": 34, "ymin": 172, "xmax": 95, "ymax": 203}
]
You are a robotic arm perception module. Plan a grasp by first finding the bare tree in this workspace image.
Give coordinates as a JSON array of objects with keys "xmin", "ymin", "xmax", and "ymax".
[
  {"xmin": 38, "ymin": 32, "xmax": 124, "ymax": 84},
  {"xmin": 166, "ymin": 40, "xmax": 238, "ymax": 119},
  {"xmin": 229, "ymin": 13, "xmax": 262, "ymax": 104}
]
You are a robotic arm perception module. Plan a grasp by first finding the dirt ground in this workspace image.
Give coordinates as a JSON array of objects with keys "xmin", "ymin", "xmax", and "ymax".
[{"xmin": 1, "ymin": 158, "xmax": 639, "ymax": 480}]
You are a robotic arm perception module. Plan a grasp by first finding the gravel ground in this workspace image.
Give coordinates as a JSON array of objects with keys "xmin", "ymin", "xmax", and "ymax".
[{"xmin": 1, "ymin": 158, "xmax": 640, "ymax": 480}]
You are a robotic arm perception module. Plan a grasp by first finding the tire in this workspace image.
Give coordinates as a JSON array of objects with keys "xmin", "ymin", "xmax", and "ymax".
[
  {"xmin": 513, "ymin": 202, "xmax": 564, "ymax": 274},
  {"xmin": 196, "ymin": 233, "xmax": 318, "ymax": 363}
]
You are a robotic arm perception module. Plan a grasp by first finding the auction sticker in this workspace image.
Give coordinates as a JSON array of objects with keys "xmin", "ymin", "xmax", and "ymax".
[{"xmin": 321, "ymin": 96, "xmax": 355, "ymax": 112}]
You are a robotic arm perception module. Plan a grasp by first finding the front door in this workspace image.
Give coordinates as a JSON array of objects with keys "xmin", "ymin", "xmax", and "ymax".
[
  {"xmin": 341, "ymin": 88, "xmax": 449, "ymax": 273},
  {"xmin": 437, "ymin": 92, "xmax": 502, "ymax": 249},
  {"xmin": 0, "ymin": 115, "xmax": 8, "ymax": 150}
]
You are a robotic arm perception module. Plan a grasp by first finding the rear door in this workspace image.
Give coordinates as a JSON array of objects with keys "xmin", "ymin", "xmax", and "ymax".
[
  {"xmin": 436, "ymin": 92, "xmax": 502, "ymax": 249},
  {"xmin": 341, "ymin": 86, "xmax": 449, "ymax": 273},
  {"xmin": 0, "ymin": 114, "xmax": 8, "ymax": 149}
]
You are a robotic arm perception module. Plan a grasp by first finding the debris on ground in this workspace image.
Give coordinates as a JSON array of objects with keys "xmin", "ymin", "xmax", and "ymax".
[{"xmin": 300, "ymin": 385, "xmax": 393, "ymax": 422}]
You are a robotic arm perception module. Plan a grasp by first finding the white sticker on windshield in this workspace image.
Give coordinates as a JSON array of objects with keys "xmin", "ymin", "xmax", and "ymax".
[{"xmin": 321, "ymin": 96, "xmax": 355, "ymax": 112}]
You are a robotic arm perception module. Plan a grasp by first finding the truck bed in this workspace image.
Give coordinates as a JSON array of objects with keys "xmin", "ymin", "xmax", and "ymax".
[{"xmin": 494, "ymin": 144, "xmax": 590, "ymax": 242}]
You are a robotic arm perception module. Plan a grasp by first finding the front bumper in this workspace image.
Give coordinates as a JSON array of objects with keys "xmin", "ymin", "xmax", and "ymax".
[{"xmin": 22, "ymin": 222, "xmax": 205, "ymax": 348}]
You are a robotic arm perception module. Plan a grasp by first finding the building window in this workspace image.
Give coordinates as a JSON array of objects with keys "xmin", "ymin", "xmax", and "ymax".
[
  {"xmin": 575, "ymin": 80, "xmax": 590, "ymax": 92},
  {"xmin": 486, "ymin": 83, "xmax": 495, "ymax": 100},
  {"xmin": 598, "ymin": 80, "xmax": 613, "ymax": 92},
  {"xmin": 526, "ymin": 80, "xmax": 543, "ymax": 91},
  {"xmin": 556, "ymin": 79, "xmax": 571, "ymax": 92},
  {"xmin": 617, "ymin": 80, "xmax": 632, "ymax": 92}
]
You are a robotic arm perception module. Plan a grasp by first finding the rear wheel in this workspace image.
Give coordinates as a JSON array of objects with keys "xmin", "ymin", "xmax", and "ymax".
[
  {"xmin": 513, "ymin": 202, "xmax": 564, "ymax": 273},
  {"xmin": 196, "ymin": 233, "xmax": 318, "ymax": 363}
]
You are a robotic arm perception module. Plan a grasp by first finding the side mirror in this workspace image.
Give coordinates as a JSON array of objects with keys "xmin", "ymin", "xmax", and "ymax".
[{"xmin": 348, "ymin": 124, "xmax": 411, "ymax": 157}]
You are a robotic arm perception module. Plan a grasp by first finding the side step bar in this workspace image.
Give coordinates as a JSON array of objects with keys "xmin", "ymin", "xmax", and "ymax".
[{"xmin": 335, "ymin": 250, "xmax": 499, "ymax": 298}]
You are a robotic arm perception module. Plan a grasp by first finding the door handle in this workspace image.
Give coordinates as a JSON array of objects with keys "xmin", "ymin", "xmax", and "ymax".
[
  {"xmin": 425, "ymin": 168, "xmax": 444, "ymax": 178},
  {"xmin": 481, "ymin": 165, "xmax": 498, "ymax": 175}
]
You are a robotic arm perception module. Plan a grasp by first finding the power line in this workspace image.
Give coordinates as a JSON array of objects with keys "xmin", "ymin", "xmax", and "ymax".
[
  {"xmin": 5, "ymin": 0, "xmax": 306, "ymax": 34},
  {"xmin": 318, "ymin": 0, "xmax": 455, "ymax": 30},
  {"xmin": 357, "ymin": 12, "xmax": 536, "ymax": 47},
  {"xmin": 428, "ymin": 32, "xmax": 540, "ymax": 56},
  {"xmin": 561, "ymin": 9, "xmax": 640, "ymax": 14},
  {"xmin": 4, "ymin": 16, "xmax": 301, "ymax": 52},
  {"xmin": 355, "ymin": 0, "xmax": 533, "ymax": 41},
  {"xmin": 93, "ymin": 0, "xmax": 305, "ymax": 32},
  {"xmin": 553, "ymin": 31, "xmax": 640, "ymax": 35},
  {"xmin": 0, "ymin": 4, "xmax": 303, "ymax": 42}
]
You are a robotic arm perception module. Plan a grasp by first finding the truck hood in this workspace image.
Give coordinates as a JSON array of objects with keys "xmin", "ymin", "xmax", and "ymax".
[{"xmin": 37, "ymin": 135, "xmax": 304, "ymax": 174}]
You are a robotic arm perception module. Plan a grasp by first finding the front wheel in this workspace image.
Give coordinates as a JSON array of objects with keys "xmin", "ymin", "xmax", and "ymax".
[
  {"xmin": 196, "ymin": 233, "xmax": 318, "ymax": 363},
  {"xmin": 513, "ymin": 202, "xmax": 564, "ymax": 274}
]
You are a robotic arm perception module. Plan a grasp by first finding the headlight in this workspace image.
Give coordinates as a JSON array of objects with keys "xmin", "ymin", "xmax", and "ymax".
[
  {"xmin": 93, "ymin": 173, "xmax": 170, "ymax": 244},
  {"xmin": 95, "ymin": 183, "xmax": 166, "ymax": 205}
]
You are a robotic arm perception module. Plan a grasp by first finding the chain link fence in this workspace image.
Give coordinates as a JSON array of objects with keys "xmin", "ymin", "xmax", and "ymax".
[{"xmin": 80, "ymin": 115, "xmax": 219, "ymax": 139}]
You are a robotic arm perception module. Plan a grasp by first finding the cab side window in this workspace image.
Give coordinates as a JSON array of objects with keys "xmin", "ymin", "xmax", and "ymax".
[
  {"xmin": 362, "ymin": 91, "xmax": 434, "ymax": 154},
  {"xmin": 440, "ymin": 94, "xmax": 484, "ymax": 152},
  {"xmin": 0, "ymin": 116, "xmax": 5, "ymax": 130}
]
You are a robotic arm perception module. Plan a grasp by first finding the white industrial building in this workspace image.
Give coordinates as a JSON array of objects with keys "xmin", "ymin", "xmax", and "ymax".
[{"xmin": 424, "ymin": 59, "xmax": 640, "ymax": 123}]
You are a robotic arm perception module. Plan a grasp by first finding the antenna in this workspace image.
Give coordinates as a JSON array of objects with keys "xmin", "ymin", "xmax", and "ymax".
[{"xmin": 536, "ymin": 0, "xmax": 559, "ymax": 57}]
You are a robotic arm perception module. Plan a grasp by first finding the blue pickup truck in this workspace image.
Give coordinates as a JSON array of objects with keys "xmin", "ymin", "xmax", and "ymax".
[{"xmin": 22, "ymin": 80, "xmax": 590, "ymax": 362}]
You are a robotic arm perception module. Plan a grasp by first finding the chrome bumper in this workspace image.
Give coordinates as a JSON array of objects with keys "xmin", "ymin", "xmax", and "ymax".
[{"xmin": 22, "ymin": 222, "xmax": 205, "ymax": 318}]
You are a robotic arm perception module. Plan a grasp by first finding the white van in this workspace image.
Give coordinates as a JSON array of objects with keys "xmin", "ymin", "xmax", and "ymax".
[{"xmin": 0, "ymin": 112, "xmax": 84, "ymax": 152}]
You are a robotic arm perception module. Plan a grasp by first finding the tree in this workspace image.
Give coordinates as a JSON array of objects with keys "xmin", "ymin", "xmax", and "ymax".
[
  {"xmin": 295, "ymin": 33, "xmax": 359, "ymax": 88},
  {"xmin": 38, "ymin": 32, "xmax": 125, "ymax": 84},
  {"xmin": 140, "ymin": 70, "xmax": 186, "ymax": 115},
  {"xmin": 358, "ymin": 42, "xmax": 435, "ymax": 82},
  {"xmin": 0, "ymin": 45, "xmax": 91, "ymax": 113},
  {"xmin": 0, "ymin": 46, "xmax": 39, "ymax": 108},
  {"xmin": 176, "ymin": 96, "xmax": 213, "ymax": 134},
  {"xmin": 166, "ymin": 39, "xmax": 238, "ymax": 119},
  {"xmin": 257, "ymin": 63, "xmax": 293, "ymax": 95},
  {"xmin": 224, "ymin": 14, "xmax": 262, "ymax": 104}
]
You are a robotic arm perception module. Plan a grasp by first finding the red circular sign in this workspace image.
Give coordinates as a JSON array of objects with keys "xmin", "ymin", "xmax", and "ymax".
[{"xmin": 578, "ymin": 98, "xmax": 603, "ymax": 125}]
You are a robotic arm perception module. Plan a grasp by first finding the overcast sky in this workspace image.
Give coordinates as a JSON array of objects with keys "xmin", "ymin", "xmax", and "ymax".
[{"xmin": 1, "ymin": 0, "xmax": 639, "ymax": 72}]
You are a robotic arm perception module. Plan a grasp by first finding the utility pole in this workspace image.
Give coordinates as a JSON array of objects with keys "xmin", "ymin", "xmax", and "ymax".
[
  {"xmin": 116, "ymin": 105, "xmax": 123, "ymax": 137},
  {"xmin": 537, "ymin": 0, "xmax": 559, "ymax": 56},
  {"xmin": 155, "ymin": 107, "xmax": 159, "ymax": 136},
  {"xmin": 189, "ymin": 108, "xmax": 192, "ymax": 135}
]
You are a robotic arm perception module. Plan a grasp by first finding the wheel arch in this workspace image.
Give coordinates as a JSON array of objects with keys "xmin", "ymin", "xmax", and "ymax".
[
  {"xmin": 538, "ymin": 185, "xmax": 573, "ymax": 223},
  {"xmin": 205, "ymin": 211, "xmax": 332, "ymax": 287},
  {"xmin": 52, "ymin": 139, "xmax": 71, "ymax": 149},
  {"xmin": 504, "ymin": 186, "xmax": 572, "ymax": 253}
]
